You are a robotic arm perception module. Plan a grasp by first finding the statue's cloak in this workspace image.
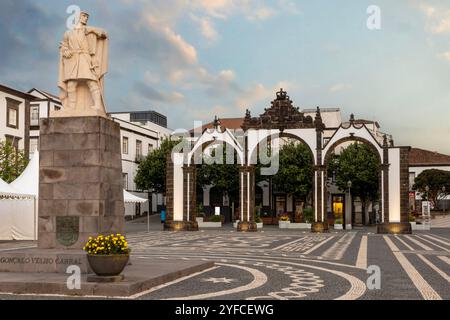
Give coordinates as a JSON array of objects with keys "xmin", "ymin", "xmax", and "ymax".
[{"xmin": 58, "ymin": 27, "xmax": 109, "ymax": 108}]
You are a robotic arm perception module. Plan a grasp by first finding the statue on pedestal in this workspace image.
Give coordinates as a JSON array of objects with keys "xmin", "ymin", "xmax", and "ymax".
[{"xmin": 55, "ymin": 11, "xmax": 109, "ymax": 117}]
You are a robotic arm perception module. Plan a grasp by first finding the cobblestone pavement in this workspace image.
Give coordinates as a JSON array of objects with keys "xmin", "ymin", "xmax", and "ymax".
[{"xmin": 0, "ymin": 223, "xmax": 449, "ymax": 300}]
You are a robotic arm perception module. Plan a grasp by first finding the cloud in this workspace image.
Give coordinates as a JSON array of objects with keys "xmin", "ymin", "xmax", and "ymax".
[
  {"xmin": 191, "ymin": 15, "xmax": 219, "ymax": 43},
  {"xmin": 439, "ymin": 52, "xmax": 450, "ymax": 60},
  {"xmin": 234, "ymin": 81, "xmax": 297, "ymax": 110},
  {"xmin": 419, "ymin": 3, "xmax": 450, "ymax": 34},
  {"xmin": 329, "ymin": 83, "xmax": 353, "ymax": 93},
  {"xmin": 246, "ymin": 6, "xmax": 277, "ymax": 21},
  {"xmin": 133, "ymin": 81, "xmax": 184, "ymax": 103}
]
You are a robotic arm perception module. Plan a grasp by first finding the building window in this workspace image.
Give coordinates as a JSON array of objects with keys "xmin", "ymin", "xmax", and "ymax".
[
  {"xmin": 122, "ymin": 137, "xmax": 129, "ymax": 154},
  {"xmin": 6, "ymin": 98, "xmax": 20, "ymax": 129},
  {"xmin": 136, "ymin": 140, "xmax": 142, "ymax": 160},
  {"xmin": 30, "ymin": 106, "xmax": 39, "ymax": 120},
  {"xmin": 30, "ymin": 105, "xmax": 39, "ymax": 126},
  {"xmin": 148, "ymin": 144, "xmax": 153, "ymax": 154},
  {"xmin": 123, "ymin": 173, "xmax": 128, "ymax": 190},
  {"xmin": 30, "ymin": 137, "xmax": 39, "ymax": 154}
]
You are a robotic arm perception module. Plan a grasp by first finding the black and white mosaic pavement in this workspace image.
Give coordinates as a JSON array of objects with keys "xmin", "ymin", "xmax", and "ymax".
[{"xmin": 0, "ymin": 220, "xmax": 449, "ymax": 300}]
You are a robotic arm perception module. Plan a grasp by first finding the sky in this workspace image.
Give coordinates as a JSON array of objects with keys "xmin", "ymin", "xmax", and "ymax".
[{"xmin": 1, "ymin": 0, "xmax": 450, "ymax": 154}]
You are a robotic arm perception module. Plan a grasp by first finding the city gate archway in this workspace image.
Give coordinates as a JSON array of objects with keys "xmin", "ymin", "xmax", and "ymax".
[{"xmin": 164, "ymin": 89, "xmax": 411, "ymax": 234}]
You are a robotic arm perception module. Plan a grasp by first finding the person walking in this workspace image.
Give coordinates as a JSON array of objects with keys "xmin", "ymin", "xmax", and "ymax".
[{"xmin": 161, "ymin": 209, "xmax": 166, "ymax": 225}]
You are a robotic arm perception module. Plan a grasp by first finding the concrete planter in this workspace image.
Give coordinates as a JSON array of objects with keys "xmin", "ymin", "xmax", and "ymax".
[
  {"xmin": 198, "ymin": 221, "xmax": 222, "ymax": 228},
  {"xmin": 279, "ymin": 221, "xmax": 291, "ymax": 229},
  {"xmin": 334, "ymin": 224, "xmax": 343, "ymax": 230},
  {"xmin": 196, "ymin": 217, "xmax": 204, "ymax": 223},
  {"xmin": 345, "ymin": 224, "xmax": 352, "ymax": 230},
  {"xmin": 234, "ymin": 221, "xmax": 263, "ymax": 229},
  {"xmin": 288, "ymin": 223, "xmax": 311, "ymax": 229},
  {"xmin": 87, "ymin": 254, "xmax": 129, "ymax": 277},
  {"xmin": 412, "ymin": 222, "xmax": 430, "ymax": 231}
]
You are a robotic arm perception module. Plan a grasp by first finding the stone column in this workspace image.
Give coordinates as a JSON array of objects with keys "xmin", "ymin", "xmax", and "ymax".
[
  {"xmin": 399, "ymin": 147, "xmax": 411, "ymax": 223},
  {"xmin": 311, "ymin": 111, "xmax": 328, "ymax": 233},
  {"xmin": 377, "ymin": 145, "xmax": 412, "ymax": 234},
  {"xmin": 183, "ymin": 165, "xmax": 198, "ymax": 230},
  {"xmin": 39, "ymin": 116, "xmax": 125, "ymax": 249},
  {"xmin": 164, "ymin": 155, "xmax": 198, "ymax": 231},
  {"xmin": 237, "ymin": 165, "xmax": 257, "ymax": 232},
  {"xmin": 311, "ymin": 166, "xmax": 328, "ymax": 233},
  {"xmin": 382, "ymin": 142, "xmax": 390, "ymax": 223}
]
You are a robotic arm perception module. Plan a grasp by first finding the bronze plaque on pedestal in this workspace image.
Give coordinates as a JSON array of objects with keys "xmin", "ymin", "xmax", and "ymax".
[{"xmin": 56, "ymin": 217, "xmax": 79, "ymax": 247}]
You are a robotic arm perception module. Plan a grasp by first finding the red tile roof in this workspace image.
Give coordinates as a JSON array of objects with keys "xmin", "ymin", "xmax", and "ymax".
[
  {"xmin": 193, "ymin": 118, "xmax": 245, "ymax": 132},
  {"xmin": 409, "ymin": 148, "xmax": 450, "ymax": 166}
]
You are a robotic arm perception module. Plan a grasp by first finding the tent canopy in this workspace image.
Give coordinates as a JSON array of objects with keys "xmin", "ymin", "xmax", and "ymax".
[
  {"xmin": 124, "ymin": 190, "xmax": 148, "ymax": 204},
  {"xmin": 0, "ymin": 177, "xmax": 31, "ymax": 198},
  {"xmin": 10, "ymin": 151, "xmax": 39, "ymax": 197}
]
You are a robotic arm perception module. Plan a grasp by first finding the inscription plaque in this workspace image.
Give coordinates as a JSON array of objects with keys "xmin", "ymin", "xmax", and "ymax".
[{"xmin": 56, "ymin": 217, "xmax": 79, "ymax": 247}]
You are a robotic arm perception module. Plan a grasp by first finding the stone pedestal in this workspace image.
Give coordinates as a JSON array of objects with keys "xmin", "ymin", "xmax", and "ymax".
[
  {"xmin": 311, "ymin": 222, "xmax": 329, "ymax": 233},
  {"xmin": 38, "ymin": 116, "xmax": 125, "ymax": 249},
  {"xmin": 377, "ymin": 222, "xmax": 412, "ymax": 234},
  {"xmin": 0, "ymin": 117, "xmax": 126, "ymax": 275},
  {"xmin": 237, "ymin": 221, "xmax": 257, "ymax": 232},
  {"xmin": 163, "ymin": 221, "xmax": 198, "ymax": 231}
]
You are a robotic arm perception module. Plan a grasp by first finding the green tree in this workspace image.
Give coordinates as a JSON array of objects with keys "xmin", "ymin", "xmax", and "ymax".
[
  {"xmin": 272, "ymin": 142, "xmax": 314, "ymax": 201},
  {"xmin": 0, "ymin": 140, "xmax": 29, "ymax": 183},
  {"xmin": 413, "ymin": 169, "xmax": 450, "ymax": 209},
  {"xmin": 197, "ymin": 146, "xmax": 240, "ymax": 207},
  {"xmin": 328, "ymin": 142, "xmax": 380, "ymax": 224},
  {"xmin": 134, "ymin": 138, "xmax": 179, "ymax": 195}
]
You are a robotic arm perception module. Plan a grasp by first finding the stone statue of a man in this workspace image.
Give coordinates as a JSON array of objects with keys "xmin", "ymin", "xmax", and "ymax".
[{"xmin": 55, "ymin": 11, "xmax": 109, "ymax": 117}]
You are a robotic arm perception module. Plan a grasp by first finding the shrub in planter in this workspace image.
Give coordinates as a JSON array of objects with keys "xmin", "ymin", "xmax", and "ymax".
[
  {"xmin": 303, "ymin": 208, "xmax": 313, "ymax": 223},
  {"xmin": 83, "ymin": 234, "xmax": 130, "ymax": 277},
  {"xmin": 334, "ymin": 218, "xmax": 343, "ymax": 225},
  {"xmin": 409, "ymin": 214, "xmax": 416, "ymax": 222},
  {"xmin": 209, "ymin": 215, "xmax": 222, "ymax": 223},
  {"xmin": 279, "ymin": 214, "xmax": 290, "ymax": 222}
]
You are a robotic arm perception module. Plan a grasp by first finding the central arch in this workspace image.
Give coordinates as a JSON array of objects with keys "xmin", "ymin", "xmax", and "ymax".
[{"xmin": 247, "ymin": 131, "xmax": 317, "ymax": 226}]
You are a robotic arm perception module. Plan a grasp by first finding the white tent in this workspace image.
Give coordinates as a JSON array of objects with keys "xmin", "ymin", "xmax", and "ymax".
[
  {"xmin": 0, "ymin": 177, "xmax": 26, "ymax": 198},
  {"xmin": 0, "ymin": 174, "xmax": 36, "ymax": 241},
  {"xmin": 124, "ymin": 190, "xmax": 148, "ymax": 204},
  {"xmin": 124, "ymin": 190, "xmax": 148, "ymax": 217},
  {"xmin": 10, "ymin": 151, "xmax": 39, "ymax": 196}
]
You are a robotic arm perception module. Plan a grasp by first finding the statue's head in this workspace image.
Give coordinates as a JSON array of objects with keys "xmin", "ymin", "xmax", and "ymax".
[{"xmin": 79, "ymin": 11, "xmax": 89, "ymax": 26}]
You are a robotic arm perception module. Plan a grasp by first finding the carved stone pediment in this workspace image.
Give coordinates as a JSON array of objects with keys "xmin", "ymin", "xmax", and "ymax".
[{"xmin": 241, "ymin": 89, "xmax": 315, "ymax": 131}]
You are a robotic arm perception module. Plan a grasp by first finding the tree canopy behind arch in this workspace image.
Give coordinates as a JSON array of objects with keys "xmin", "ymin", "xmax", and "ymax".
[
  {"xmin": 272, "ymin": 141, "xmax": 314, "ymax": 200},
  {"xmin": 413, "ymin": 169, "xmax": 450, "ymax": 209},
  {"xmin": 327, "ymin": 142, "xmax": 380, "ymax": 202},
  {"xmin": 196, "ymin": 144, "xmax": 240, "ymax": 196},
  {"xmin": 134, "ymin": 138, "xmax": 179, "ymax": 195}
]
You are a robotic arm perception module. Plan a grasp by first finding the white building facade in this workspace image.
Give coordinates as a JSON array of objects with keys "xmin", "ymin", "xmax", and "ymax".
[
  {"xmin": 1, "ymin": 83, "xmax": 172, "ymax": 217},
  {"xmin": 0, "ymin": 84, "xmax": 35, "ymax": 156}
]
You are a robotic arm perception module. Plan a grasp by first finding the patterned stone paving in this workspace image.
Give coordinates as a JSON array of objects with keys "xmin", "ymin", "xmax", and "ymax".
[{"xmin": 0, "ymin": 228, "xmax": 449, "ymax": 300}]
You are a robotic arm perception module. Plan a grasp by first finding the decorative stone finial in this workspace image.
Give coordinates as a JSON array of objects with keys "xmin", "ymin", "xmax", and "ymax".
[
  {"xmin": 349, "ymin": 114, "xmax": 355, "ymax": 125},
  {"xmin": 383, "ymin": 134, "xmax": 388, "ymax": 147},
  {"xmin": 276, "ymin": 88, "xmax": 287, "ymax": 100},
  {"xmin": 213, "ymin": 116, "xmax": 221, "ymax": 129}
]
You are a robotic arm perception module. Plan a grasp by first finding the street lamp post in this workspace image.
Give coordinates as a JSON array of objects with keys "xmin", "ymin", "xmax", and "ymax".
[
  {"xmin": 347, "ymin": 180, "xmax": 352, "ymax": 227},
  {"xmin": 442, "ymin": 186, "xmax": 446, "ymax": 215}
]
